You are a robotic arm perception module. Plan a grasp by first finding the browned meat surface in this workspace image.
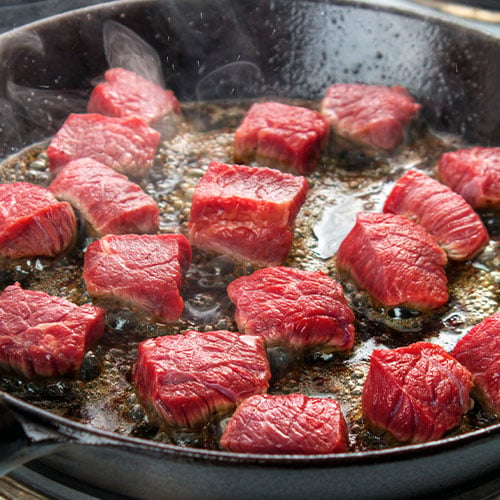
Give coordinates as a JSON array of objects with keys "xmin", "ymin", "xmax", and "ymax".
[
  {"xmin": 188, "ymin": 161, "xmax": 308, "ymax": 266},
  {"xmin": 87, "ymin": 67, "xmax": 180, "ymax": 126},
  {"xmin": 133, "ymin": 330, "xmax": 271, "ymax": 429},
  {"xmin": 227, "ymin": 266, "xmax": 355, "ymax": 352},
  {"xmin": 383, "ymin": 170, "xmax": 489, "ymax": 260},
  {"xmin": 321, "ymin": 83, "xmax": 421, "ymax": 152},
  {"xmin": 336, "ymin": 212, "xmax": 448, "ymax": 310},
  {"xmin": 437, "ymin": 147, "xmax": 500, "ymax": 209},
  {"xmin": 362, "ymin": 342, "xmax": 473, "ymax": 443},
  {"xmin": 46, "ymin": 113, "xmax": 160, "ymax": 178},
  {"xmin": 234, "ymin": 101, "xmax": 329, "ymax": 174},
  {"xmin": 0, "ymin": 182, "xmax": 77, "ymax": 258},
  {"xmin": 0, "ymin": 282, "xmax": 104, "ymax": 378},
  {"xmin": 452, "ymin": 312, "xmax": 500, "ymax": 416},
  {"xmin": 220, "ymin": 393, "xmax": 349, "ymax": 454},
  {"xmin": 83, "ymin": 233, "xmax": 191, "ymax": 323},
  {"xmin": 49, "ymin": 158, "xmax": 159, "ymax": 236}
]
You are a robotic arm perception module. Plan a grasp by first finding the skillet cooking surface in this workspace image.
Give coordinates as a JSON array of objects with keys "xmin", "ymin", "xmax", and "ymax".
[
  {"xmin": 0, "ymin": 3, "xmax": 499, "ymax": 492},
  {"xmin": 0, "ymin": 97, "xmax": 498, "ymax": 452}
]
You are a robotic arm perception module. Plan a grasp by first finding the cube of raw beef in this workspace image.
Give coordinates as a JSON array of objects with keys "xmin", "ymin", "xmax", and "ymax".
[
  {"xmin": 133, "ymin": 329, "xmax": 271, "ymax": 429},
  {"xmin": 321, "ymin": 83, "xmax": 421, "ymax": 152},
  {"xmin": 451, "ymin": 312, "xmax": 500, "ymax": 416},
  {"xmin": 83, "ymin": 233, "xmax": 191, "ymax": 322},
  {"xmin": 49, "ymin": 158, "xmax": 159, "ymax": 236},
  {"xmin": 188, "ymin": 161, "xmax": 308, "ymax": 267},
  {"xmin": 437, "ymin": 147, "xmax": 500, "ymax": 209},
  {"xmin": 220, "ymin": 393, "xmax": 349, "ymax": 454},
  {"xmin": 87, "ymin": 67, "xmax": 180, "ymax": 126},
  {"xmin": 227, "ymin": 266, "xmax": 355, "ymax": 352},
  {"xmin": 383, "ymin": 170, "xmax": 489, "ymax": 261},
  {"xmin": 362, "ymin": 342, "xmax": 473, "ymax": 444},
  {"xmin": 46, "ymin": 113, "xmax": 160, "ymax": 178},
  {"xmin": 336, "ymin": 212, "xmax": 448, "ymax": 310},
  {"xmin": 234, "ymin": 102, "xmax": 329, "ymax": 174},
  {"xmin": 0, "ymin": 182, "xmax": 77, "ymax": 259},
  {"xmin": 0, "ymin": 282, "xmax": 104, "ymax": 378}
]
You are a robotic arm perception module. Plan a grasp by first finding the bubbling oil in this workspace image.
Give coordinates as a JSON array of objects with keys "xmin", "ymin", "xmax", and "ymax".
[{"xmin": 0, "ymin": 100, "xmax": 498, "ymax": 452}]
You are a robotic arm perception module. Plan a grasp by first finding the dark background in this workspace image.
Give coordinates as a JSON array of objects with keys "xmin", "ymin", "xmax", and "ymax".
[
  {"xmin": 0, "ymin": 0, "xmax": 115, "ymax": 33},
  {"xmin": 0, "ymin": 0, "xmax": 498, "ymax": 36}
]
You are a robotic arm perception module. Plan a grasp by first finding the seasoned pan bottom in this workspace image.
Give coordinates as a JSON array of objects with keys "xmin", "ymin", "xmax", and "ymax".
[{"xmin": 0, "ymin": 100, "xmax": 498, "ymax": 453}]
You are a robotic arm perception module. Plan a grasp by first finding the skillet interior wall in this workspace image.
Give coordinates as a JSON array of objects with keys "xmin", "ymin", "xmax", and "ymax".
[
  {"xmin": 0, "ymin": 0, "xmax": 500, "ymax": 161},
  {"xmin": 0, "ymin": 2, "xmax": 498, "ymax": 497}
]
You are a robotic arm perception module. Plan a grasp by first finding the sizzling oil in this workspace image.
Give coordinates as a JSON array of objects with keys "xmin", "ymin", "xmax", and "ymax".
[{"xmin": 0, "ymin": 100, "xmax": 498, "ymax": 452}]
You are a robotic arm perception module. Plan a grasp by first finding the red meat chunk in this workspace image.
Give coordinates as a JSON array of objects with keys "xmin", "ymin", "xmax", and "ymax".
[
  {"xmin": 188, "ymin": 161, "xmax": 308, "ymax": 267},
  {"xmin": 451, "ymin": 312, "xmax": 500, "ymax": 416},
  {"xmin": 383, "ymin": 170, "xmax": 489, "ymax": 261},
  {"xmin": 362, "ymin": 342, "xmax": 473, "ymax": 444},
  {"xmin": 220, "ymin": 393, "xmax": 349, "ymax": 454},
  {"xmin": 437, "ymin": 147, "xmax": 500, "ymax": 209},
  {"xmin": 133, "ymin": 329, "xmax": 271, "ymax": 429},
  {"xmin": 46, "ymin": 113, "xmax": 160, "ymax": 178},
  {"xmin": 83, "ymin": 233, "xmax": 191, "ymax": 323},
  {"xmin": 49, "ymin": 158, "xmax": 159, "ymax": 236},
  {"xmin": 0, "ymin": 182, "xmax": 77, "ymax": 259},
  {"xmin": 87, "ymin": 67, "xmax": 180, "ymax": 126},
  {"xmin": 0, "ymin": 282, "xmax": 104, "ymax": 378},
  {"xmin": 227, "ymin": 266, "xmax": 355, "ymax": 352},
  {"xmin": 321, "ymin": 83, "xmax": 421, "ymax": 152},
  {"xmin": 234, "ymin": 102, "xmax": 329, "ymax": 174},
  {"xmin": 336, "ymin": 212, "xmax": 448, "ymax": 310}
]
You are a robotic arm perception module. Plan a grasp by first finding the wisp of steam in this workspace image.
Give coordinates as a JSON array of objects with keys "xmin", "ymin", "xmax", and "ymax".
[
  {"xmin": 195, "ymin": 61, "xmax": 264, "ymax": 101},
  {"xmin": 3, "ymin": 30, "xmax": 88, "ymax": 143},
  {"xmin": 103, "ymin": 20, "xmax": 164, "ymax": 88}
]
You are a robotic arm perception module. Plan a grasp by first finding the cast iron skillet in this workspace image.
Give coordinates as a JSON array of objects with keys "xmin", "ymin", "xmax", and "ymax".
[{"xmin": 0, "ymin": 1, "xmax": 499, "ymax": 498}]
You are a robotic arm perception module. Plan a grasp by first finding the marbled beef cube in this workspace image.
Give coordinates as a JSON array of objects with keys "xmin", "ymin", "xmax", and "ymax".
[
  {"xmin": 452, "ymin": 312, "xmax": 500, "ymax": 416},
  {"xmin": 83, "ymin": 233, "xmax": 191, "ymax": 323},
  {"xmin": 227, "ymin": 266, "xmax": 355, "ymax": 352},
  {"xmin": 0, "ymin": 282, "xmax": 104, "ymax": 378},
  {"xmin": 437, "ymin": 147, "xmax": 500, "ymax": 209},
  {"xmin": 49, "ymin": 158, "xmax": 159, "ymax": 236},
  {"xmin": 46, "ymin": 113, "xmax": 160, "ymax": 178},
  {"xmin": 383, "ymin": 170, "xmax": 489, "ymax": 261},
  {"xmin": 337, "ymin": 212, "xmax": 448, "ymax": 310},
  {"xmin": 87, "ymin": 67, "xmax": 180, "ymax": 126},
  {"xmin": 234, "ymin": 102, "xmax": 329, "ymax": 174},
  {"xmin": 321, "ymin": 83, "xmax": 421, "ymax": 153},
  {"xmin": 133, "ymin": 329, "xmax": 271, "ymax": 430},
  {"xmin": 220, "ymin": 393, "xmax": 349, "ymax": 454},
  {"xmin": 188, "ymin": 161, "xmax": 308, "ymax": 267},
  {"xmin": 0, "ymin": 182, "xmax": 77, "ymax": 259},
  {"xmin": 362, "ymin": 342, "xmax": 473, "ymax": 444}
]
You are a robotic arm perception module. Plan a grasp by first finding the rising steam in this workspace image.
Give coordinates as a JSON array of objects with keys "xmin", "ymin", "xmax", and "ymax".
[
  {"xmin": 103, "ymin": 20, "xmax": 164, "ymax": 88},
  {"xmin": 195, "ymin": 61, "xmax": 264, "ymax": 101}
]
